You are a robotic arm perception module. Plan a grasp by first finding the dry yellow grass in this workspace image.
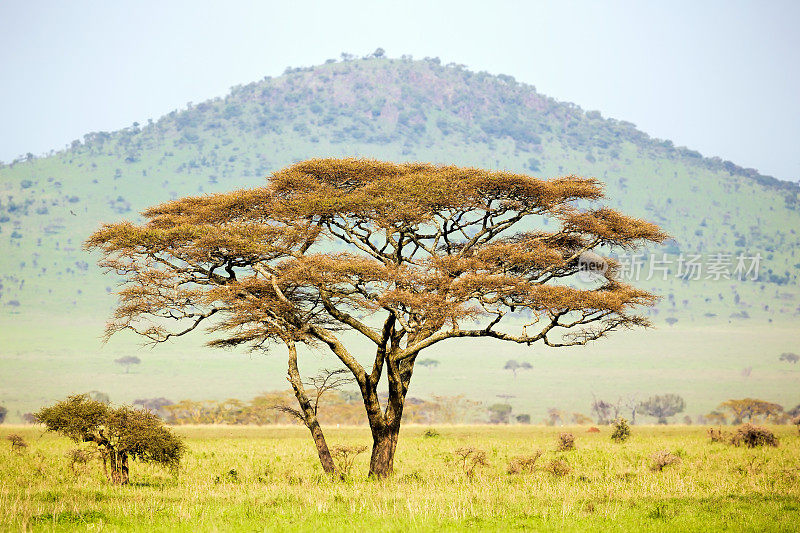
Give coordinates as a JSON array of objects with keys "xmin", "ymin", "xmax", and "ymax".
[{"xmin": 1, "ymin": 424, "xmax": 798, "ymax": 531}]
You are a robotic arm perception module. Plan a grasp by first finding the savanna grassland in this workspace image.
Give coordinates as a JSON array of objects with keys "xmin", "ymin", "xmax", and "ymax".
[{"xmin": 1, "ymin": 425, "xmax": 799, "ymax": 531}]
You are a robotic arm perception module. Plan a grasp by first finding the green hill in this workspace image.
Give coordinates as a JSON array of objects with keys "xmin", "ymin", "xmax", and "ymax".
[{"xmin": 1, "ymin": 56, "xmax": 798, "ymax": 420}]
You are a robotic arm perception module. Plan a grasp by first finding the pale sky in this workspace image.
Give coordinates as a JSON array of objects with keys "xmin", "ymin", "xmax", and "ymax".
[{"xmin": 1, "ymin": 0, "xmax": 798, "ymax": 181}]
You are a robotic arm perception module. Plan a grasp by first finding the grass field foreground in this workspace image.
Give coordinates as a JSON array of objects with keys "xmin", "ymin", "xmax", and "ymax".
[{"xmin": 1, "ymin": 425, "xmax": 799, "ymax": 531}]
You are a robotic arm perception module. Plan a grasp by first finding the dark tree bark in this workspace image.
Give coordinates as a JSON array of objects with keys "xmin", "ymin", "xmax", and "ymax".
[
  {"xmin": 365, "ymin": 338, "xmax": 408, "ymax": 478},
  {"xmin": 368, "ymin": 426, "xmax": 400, "ymax": 479}
]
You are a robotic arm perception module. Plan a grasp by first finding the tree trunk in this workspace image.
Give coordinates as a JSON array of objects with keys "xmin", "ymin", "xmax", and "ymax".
[
  {"xmin": 107, "ymin": 452, "xmax": 129, "ymax": 485},
  {"xmin": 118, "ymin": 453, "xmax": 129, "ymax": 485},
  {"xmin": 368, "ymin": 426, "xmax": 399, "ymax": 479},
  {"xmin": 307, "ymin": 417, "xmax": 337, "ymax": 475},
  {"xmin": 365, "ymin": 347, "xmax": 410, "ymax": 479},
  {"xmin": 286, "ymin": 341, "xmax": 337, "ymax": 475}
]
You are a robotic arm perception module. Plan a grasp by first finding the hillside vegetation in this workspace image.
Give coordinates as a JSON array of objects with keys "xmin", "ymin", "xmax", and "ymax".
[
  {"xmin": 1, "ymin": 55, "xmax": 798, "ymax": 323},
  {"xmin": 1, "ymin": 56, "xmax": 798, "ymax": 420}
]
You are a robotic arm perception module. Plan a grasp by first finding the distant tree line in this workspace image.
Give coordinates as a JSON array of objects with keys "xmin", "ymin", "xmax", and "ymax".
[
  {"xmin": 133, "ymin": 392, "xmax": 486, "ymax": 426},
  {"xmin": 8, "ymin": 394, "xmax": 797, "ymax": 427}
]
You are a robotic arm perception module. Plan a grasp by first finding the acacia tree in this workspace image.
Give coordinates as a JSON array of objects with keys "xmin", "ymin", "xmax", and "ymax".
[
  {"xmin": 35, "ymin": 395, "xmax": 184, "ymax": 484},
  {"xmin": 504, "ymin": 359, "xmax": 532, "ymax": 378},
  {"xmin": 86, "ymin": 158, "xmax": 666, "ymax": 478},
  {"xmin": 719, "ymin": 398, "xmax": 783, "ymax": 424},
  {"xmin": 416, "ymin": 358, "xmax": 440, "ymax": 370},
  {"xmin": 114, "ymin": 355, "xmax": 141, "ymax": 373},
  {"xmin": 637, "ymin": 394, "xmax": 686, "ymax": 424}
]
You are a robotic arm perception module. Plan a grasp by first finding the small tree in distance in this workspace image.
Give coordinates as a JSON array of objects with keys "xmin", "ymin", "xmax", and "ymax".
[
  {"xmin": 417, "ymin": 359, "xmax": 440, "ymax": 370},
  {"xmin": 718, "ymin": 398, "xmax": 783, "ymax": 424},
  {"xmin": 86, "ymin": 158, "xmax": 666, "ymax": 478},
  {"xmin": 591, "ymin": 396, "xmax": 616, "ymax": 425},
  {"xmin": 705, "ymin": 410, "xmax": 728, "ymax": 425},
  {"xmin": 35, "ymin": 394, "xmax": 184, "ymax": 485},
  {"xmin": 638, "ymin": 394, "xmax": 686, "ymax": 424},
  {"xmin": 779, "ymin": 352, "xmax": 799, "ymax": 364},
  {"xmin": 87, "ymin": 390, "xmax": 111, "ymax": 404},
  {"xmin": 488, "ymin": 403, "xmax": 512, "ymax": 424},
  {"xmin": 504, "ymin": 360, "xmax": 520, "ymax": 377},
  {"xmin": 114, "ymin": 355, "xmax": 141, "ymax": 373},
  {"xmin": 133, "ymin": 397, "xmax": 173, "ymax": 417},
  {"xmin": 504, "ymin": 359, "xmax": 532, "ymax": 378}
]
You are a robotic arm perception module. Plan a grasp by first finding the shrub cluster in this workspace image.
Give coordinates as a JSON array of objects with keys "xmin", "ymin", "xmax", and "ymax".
[
  {"xmin": 156, "ymin": 393, "xmax": 484, "ymax": 426},
  {"xmin": 730, "ymin": 424, "xmax": 779, "ymax": 448},
  {"xmin": 707, "ymin": 424, "xmax": 779, "ymax": 448}
]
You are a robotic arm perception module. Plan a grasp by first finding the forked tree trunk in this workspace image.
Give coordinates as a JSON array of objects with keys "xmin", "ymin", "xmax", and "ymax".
[{"xmin": 366, "ymin": 369, "xmax": 406, "ymax": 478}]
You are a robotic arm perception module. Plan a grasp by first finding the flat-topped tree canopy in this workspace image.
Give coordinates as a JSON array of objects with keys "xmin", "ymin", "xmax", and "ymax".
[
  {"xmin": 87, "ymin": 157, "xmax": 666, "ymax": 349},
  {"xmin": 86, "ymin": 157, "xmax": 667, "ymax": 477}
]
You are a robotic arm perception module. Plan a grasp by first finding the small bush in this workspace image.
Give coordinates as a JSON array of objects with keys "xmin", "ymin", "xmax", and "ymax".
[
  {"xmin": 611, "ymin": 418, "xmax": 631, "ymax": 443},
  {"xmin": 330, "ymin": 445, "xmax": 368, "ymax": 477},
  {"xmin": 7, "ymin": 434, "xmax": 27, "ymax": 452},
  {"xmin": 507, "ymin": 450, "xmax": 543, "ymax": 474},
  {"xmin": 707, "ymin": 427, "xmax": 727, "ymax": 443},
  {"xmin": 400, "ymin": 471, "xmax": 424, "ymax": 483},
  {"xmin": 792, "ymin": 415, "xmax": 800, "ymax": 435},
  {"xmin": 214, "ymin": 469, "xmax": 240, "ymax": 484},
  {"xmin": 730, "ymin": 424, "xmax": 778, "ymax": 448},
  {"xmin": 66, "ymin": 449, "xmax": 94, "ymax": 474},
  {"xmin": 557, "ymin": 432, "xmax": 575, "ymax": 451},
  {"xmin": 650, "ymin": 450, "xmax": 681, "ymax": 471},
  {"xmin": 454, "ymin": 447, "xmax": 489, "ymax": 477},
  {"xmin": 423, "ymin": 429, "xmax": 440, "ymax": 438},
  {"xmin": 543, "ymin": 459, "xmax": 571, "ymax": 477}
]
